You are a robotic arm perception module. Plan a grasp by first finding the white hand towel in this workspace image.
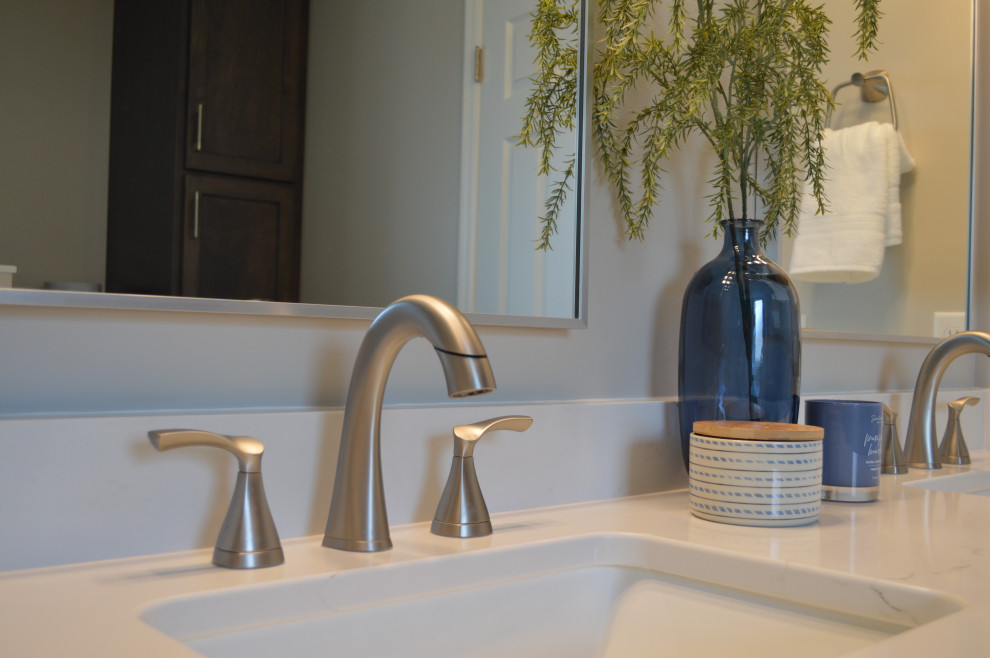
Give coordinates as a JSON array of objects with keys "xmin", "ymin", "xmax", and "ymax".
[
  {"xmin": 885, "ymin": 124, "xmax": 916, "ymax": 246},
  {"xmin": 789, "ymin": 121, "xmax": 914, "ymax": 284}
]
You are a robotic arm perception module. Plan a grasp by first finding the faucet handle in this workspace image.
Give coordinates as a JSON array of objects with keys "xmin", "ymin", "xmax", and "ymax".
[
  {"xmin": 948, "ymin": 396, "xmax": 980, "ymax": 412},
  {"xmin": 881, "ymin": 405, "xmax": 908, "ymax": 474},
  {"xmin": 432, "ymin": 415, "xmax": 533, "ymax": 538},
  {"xmin": 149, "ymin": 429, "xmax": 265, "ymax": 472},
  {"xmin": 148, "ymin": 429, "xmax": 284, "ymax": 569},
  {"xmin": 452, "ymin": 415, "xmax": 534, "ymax": 455},
  {"xmin": 939, "ymin": 397, "xmax": 979, "ymax": 465}
]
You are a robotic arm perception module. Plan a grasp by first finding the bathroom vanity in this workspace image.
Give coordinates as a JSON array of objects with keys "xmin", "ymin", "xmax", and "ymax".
[{"xmin": 2, "ymin": 453, "xmax": 990, "ymax": 656}]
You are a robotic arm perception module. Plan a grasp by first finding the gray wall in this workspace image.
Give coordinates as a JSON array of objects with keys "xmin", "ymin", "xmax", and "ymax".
[
  {"xmin": 0, "ymin": 0, "xmax": 111, "ymax": 290},
  {"xmin": 300, "ymin": 0, "xmax": 462, "ymax": 307}
]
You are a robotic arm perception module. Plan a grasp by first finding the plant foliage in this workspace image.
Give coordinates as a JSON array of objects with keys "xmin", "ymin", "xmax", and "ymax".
[
  {"xmin": 519, "ymin": 0, "xmax": 582, "ymax": 249},
  {"xmin": 520, "ymin": 0, "xmax": 882, "ymax": 247}
]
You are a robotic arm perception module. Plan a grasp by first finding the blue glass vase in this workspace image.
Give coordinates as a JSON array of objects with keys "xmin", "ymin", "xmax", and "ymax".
[{"xmin": 678, "ymin": 219, "xmax": 801, "ymax": 467}]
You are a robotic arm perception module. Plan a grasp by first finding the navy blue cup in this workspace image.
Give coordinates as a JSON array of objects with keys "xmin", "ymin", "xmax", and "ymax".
[{"xmin": 805, "ymin": 399, "xmax": 883, "ymax": 502}]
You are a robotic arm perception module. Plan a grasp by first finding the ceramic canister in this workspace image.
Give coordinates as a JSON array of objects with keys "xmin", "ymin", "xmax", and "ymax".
[{"xmin": 688, "ymin": 421, "xmax": 824, "ymax": 527}]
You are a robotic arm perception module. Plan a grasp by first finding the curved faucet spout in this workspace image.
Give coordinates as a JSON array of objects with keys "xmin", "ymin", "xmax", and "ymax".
[
  {"xmin": 903, "ymin": 331, "xmax": 990, "ymax": 469},
  {"xmin": 323, "ymin": 295, "xmax": 496, "ymax": 552}
]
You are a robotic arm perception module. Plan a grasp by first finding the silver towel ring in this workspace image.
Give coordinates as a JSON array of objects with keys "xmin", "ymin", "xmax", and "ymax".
[{"xmin": 826, "ymin": 70, "xmax": 898, "ymax": 131}]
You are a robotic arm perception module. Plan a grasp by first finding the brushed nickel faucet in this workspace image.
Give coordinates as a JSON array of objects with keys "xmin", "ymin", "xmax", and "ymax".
[
  {"xmin": 903, "ymin": 331, "xmax": 990, "ymax": 469},
  {"xmin": 323, "ymin": 295, "xmax": 496, "ymax": 552}
]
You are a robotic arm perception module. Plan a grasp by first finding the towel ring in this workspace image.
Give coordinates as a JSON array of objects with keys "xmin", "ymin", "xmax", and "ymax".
[{"xmin": 826, "ymin": 70, "xmax": 898, "ymax": 131}]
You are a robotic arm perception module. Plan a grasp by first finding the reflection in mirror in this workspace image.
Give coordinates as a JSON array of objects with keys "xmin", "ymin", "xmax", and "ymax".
[
  {"xmin": 0, "ymin": 0, "xmax": 583, "ymax": 322},
  {"xmin": 0, "ymin": 0, "xmax": 975, "ymax": 336},
  {"xmin": 779, "ymin": 0, "xmax": 973, "ymax": 338},
  {"xmin": 304, "ymin": 0, "xmax": 580, "ymax": 318}
]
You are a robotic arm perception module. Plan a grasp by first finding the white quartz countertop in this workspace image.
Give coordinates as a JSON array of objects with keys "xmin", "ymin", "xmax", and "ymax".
[{"xmin": 3, "ymin": 455, "xmax": 990, "ymax": 657}]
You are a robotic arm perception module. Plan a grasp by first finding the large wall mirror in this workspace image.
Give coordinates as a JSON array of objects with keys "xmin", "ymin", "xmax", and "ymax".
[
  {"xmin": 0, "ymin": 0, "xmax": 976, "ymax": 338},
  {"xmin": 0, "ymin": 0, "xmax": 585, "ymax": 326},
  {"xmin": 782, "ymin": 0, "xmax": 974, "ymax": 340}
]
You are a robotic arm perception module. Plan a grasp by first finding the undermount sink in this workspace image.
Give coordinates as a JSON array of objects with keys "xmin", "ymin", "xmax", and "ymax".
[
  {"xmin": 904, "ymin": 469, "xmax": 990, "ymax": 496},
  {"xmin": 141, "ymin": 533, "xmax": 962, "ymax": 658}
]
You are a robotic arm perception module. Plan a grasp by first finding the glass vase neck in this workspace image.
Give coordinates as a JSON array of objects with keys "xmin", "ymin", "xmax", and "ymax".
[{"xmin": 720, "ymin": 219, "xmax": 763, "ymax": 254}]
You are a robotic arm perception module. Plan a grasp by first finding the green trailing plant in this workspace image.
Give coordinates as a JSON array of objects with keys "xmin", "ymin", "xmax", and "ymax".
[
  {"xmin": 520, "ymin": 0, "xmax": 582, "ymax": 250},
  {"xmin": 520, "ymin": 0, "xmax": 882, "ymax": 248}
]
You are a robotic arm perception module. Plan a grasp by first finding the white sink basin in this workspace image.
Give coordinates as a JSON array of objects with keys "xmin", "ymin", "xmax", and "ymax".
[
  {"xmin": 141, "ymin": 533, "xmax": 962, "ymax": 658},
  {"xmin": 904, "ymin": 469, "xmax": 990, "ymax": 496}
]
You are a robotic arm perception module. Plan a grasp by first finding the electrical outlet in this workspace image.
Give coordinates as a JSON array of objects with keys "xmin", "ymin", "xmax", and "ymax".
[{"xmin": 933, "ymin": 311, "xmax": 966, "ymax": 338}]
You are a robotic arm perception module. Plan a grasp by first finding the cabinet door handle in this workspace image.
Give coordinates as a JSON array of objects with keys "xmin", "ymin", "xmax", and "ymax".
[
  {"xmin": 192, "ymin": 190, "xmax": 200, "ymax": 239},
  {"xmin": 195, "ymin": 103, "xmax": 204, "ymax": 151}
]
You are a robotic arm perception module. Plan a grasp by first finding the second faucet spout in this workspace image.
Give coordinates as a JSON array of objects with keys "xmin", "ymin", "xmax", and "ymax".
[
  {"xmin": 323, "ymin": 295, "xmax": 496, "ymax": 552},
  {"xmin": 903, "ymin": 330, "xmax": 990, "ymax": 469}
]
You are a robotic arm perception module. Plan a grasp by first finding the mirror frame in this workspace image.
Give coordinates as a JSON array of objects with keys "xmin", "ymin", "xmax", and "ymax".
[{"xmin": 0, "ymin": 0, "xmax": 591, "ymax": 330}]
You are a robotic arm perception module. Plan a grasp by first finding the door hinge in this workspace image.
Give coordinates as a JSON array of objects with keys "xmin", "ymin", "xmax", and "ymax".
[{"xmin": 474, "ymin": 46, "xmax": 485, "ymax": 83}]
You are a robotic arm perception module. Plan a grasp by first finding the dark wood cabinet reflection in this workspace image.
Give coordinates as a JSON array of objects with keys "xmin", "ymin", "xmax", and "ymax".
[{"xmin": 106, "ymin": 0, "xmax": 307, "ymax": 301}]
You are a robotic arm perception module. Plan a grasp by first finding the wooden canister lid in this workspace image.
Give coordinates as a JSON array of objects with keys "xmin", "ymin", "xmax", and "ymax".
[{"xmin": 692, "ymin": 420, "xmax": 824, "ymax": 441}]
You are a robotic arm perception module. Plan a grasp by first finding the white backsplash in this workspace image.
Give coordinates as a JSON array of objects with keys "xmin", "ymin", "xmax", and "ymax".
[{"xmin": 1, "ymin": 389, "xmax": 985, "ymax": 572}]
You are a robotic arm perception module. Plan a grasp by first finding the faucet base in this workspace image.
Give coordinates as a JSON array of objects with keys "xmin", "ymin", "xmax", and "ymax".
[
  {"xmin": 431, "ymin": 519, "xmax": 493, "ymax": 539},
  {"xmin": 321, "ymin": 536, "xmax": 392, "ymax": 552},
  {"xmin": 213, "ymin": 546, "xmax": 284, "ymax": 569}
]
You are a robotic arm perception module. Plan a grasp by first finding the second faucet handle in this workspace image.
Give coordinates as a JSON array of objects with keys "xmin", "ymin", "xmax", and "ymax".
[
  {"xmin": 939, "ymin": 397, "xmax": 979, "ymax": 465},
  {"xmin": 431, "ymin": 415, "xmax": 533, "ymax": 538},
  {"xmin": 881, "ymin": 405, "xmax": 908, "ymax": 474}
]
